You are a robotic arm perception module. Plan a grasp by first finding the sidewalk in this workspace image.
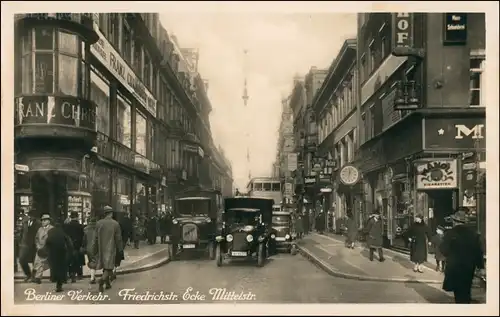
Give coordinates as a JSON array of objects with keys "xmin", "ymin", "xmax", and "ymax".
[
  {"xmin": 298, "ymin": 232, "xmax": 447, "ymax": 284},
  {"xmin": 15, "ymin": 241, "xmax": 170, "ymax": 281}
]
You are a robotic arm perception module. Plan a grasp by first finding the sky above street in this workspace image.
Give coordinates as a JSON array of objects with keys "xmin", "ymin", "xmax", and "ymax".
[{"xmin": 161, "ymin": 12, "xmax": 357, "ymax": 190}]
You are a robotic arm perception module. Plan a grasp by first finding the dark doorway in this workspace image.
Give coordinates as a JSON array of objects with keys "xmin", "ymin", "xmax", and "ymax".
[
  {"xmin": 31, "ymin": 172, "xmax": 68, "ymax": 222},
  {"xmin": 427, "ymin": 189, "xmax": 455, "ymax": 232}
]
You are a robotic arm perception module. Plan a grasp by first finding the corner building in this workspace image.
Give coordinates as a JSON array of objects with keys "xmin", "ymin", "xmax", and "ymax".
[
  {"xmin": 355, "ymin": 13, "xmax": 486, "ymax": 251},
  {"xmin": 14, "ymin": 13, "xmax": 232, "ymax": 228}
]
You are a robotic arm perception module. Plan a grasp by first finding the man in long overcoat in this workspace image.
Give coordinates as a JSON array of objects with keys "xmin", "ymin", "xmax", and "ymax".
[
  {"xmin": 93, "ymin": 206, "xmax": 123, "ymax": 293},
  {"xmin": 44, "ymin": 221, "xmax": 70, "ymax": 292},
  {"xmin": 440, "ymin": 209, "xmax": 485, "ymax": 303},
  {"xmin": 364, "ymin": 211, "xmax": 385, "ymax": 262},
  {"xmin": 63, "ymin": 211, "xmax": 85, "ymax": 282},
  {"xmin": 18, "ymin": 211, "xmax": 41, "ymax": 282},
  {"xmin": 33, "ymin": 214, "xmax": 54, "ymax": 283}
]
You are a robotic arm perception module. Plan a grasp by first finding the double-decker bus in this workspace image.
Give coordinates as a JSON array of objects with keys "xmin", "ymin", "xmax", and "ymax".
[{"xmin": 246, "ymin": 177, "xmax": 282, "ymax": 210}]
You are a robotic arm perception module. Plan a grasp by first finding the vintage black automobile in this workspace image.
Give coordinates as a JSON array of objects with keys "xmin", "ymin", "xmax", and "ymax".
[
  {"xmin": 269, "ymin": 209, "xmax": 295, "ymax": 253},
  {"xmin": 167, "ymin": 187, "xmax": 221, "ymax": 260},
  {"xmin": 214, "ymin": 197, "xmax": 273, "ymax": 267}
]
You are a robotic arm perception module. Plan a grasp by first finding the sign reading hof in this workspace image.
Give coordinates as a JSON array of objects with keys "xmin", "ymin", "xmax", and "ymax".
[
  {"xmin": 15, "ymin": 95, "xmax": 96, "ymax": 130},
  {"xmin": 416, "ymin": 159, "xmax": 458, "ymax": 189},
  {"xmin": 443, "ymin": 13, "xmax": 467, "ymax": 45},
  {"xmin": 393, "ymin": 13, "xmax": 413, "ymax": 48}
]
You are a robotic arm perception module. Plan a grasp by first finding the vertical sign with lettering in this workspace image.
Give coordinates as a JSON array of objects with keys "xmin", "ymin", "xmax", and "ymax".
[
  {"xmin": 393, "ymin": 13, "xmax": 413, "ymax": 49},
  {"xmin": 443, "ymin": 13, "xmax": 467, "ymax": 45}
]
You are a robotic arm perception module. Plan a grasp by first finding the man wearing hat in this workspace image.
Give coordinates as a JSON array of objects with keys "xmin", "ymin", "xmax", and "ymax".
[
  {"xmin": 18, "ymin": 210, "xmax": 41, "ymax": 282},
  {"xmin": 93, "ymin": 206, "xmax": 123, "ymax": 293},
  {"xmin": 439, "ymin": 208, "xmax": 485, "ymax": 303},
  {"xmin": 363, "ymin": 209, "xmax": 385, "ymax": 262},
  {"xmin": 32, "ymin": 214, "xmax": 54, "ymax": 283},
  {"xmin": 63, "ymin": 211, "xmax": 85, "ymax": 282}
]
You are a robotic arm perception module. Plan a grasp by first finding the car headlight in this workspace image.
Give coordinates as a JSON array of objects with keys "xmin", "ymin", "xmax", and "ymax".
[
  {"xmin": 172, "ymin": 219, "xmax": 178, "ymax": 225},
  {"xmin": 215, "ymin": 235, "xmax": 224, "ymax": 242},
  {"xmin": 206, "ymin": 218, "xmax": 211, "ymax": 223},
  {"xmin": 291, "ymin": 233, "xmax": 297, "ymax": 238},
  {"xmin": 226, "ymin": 234, "xmax": 233, "ymax": 242},
  {"xmin": 285, "ymin": 234, "xmax": 291, "ymax": 240},
  {"xmin": 246, "ymin": 235, "xmax": 253, "ymax": 242},
  {"xmin": 270, "ymin": 234, "xmax": 276, "ymax": 239}
]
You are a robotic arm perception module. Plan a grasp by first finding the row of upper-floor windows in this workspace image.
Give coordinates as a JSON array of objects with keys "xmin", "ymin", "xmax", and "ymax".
[
  {"xmin": 359, "ymin": 22, "xmax": 392, "ymax": 86},
  {"xmin": 96, "ymin": 13, "xmax": 201, "ymax": 142},
  {"xmin": 318, "ymin": 66, "xmax": 357, "ymax": 144},
  {"xmin": 359, "ymin": 56, "xmax": 486, "ymax": 144}
]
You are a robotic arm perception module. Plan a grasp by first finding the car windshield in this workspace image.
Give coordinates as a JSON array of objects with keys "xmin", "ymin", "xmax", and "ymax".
[
  {"xmin": 272, "ymin": 215, "xmax": 290, "ymax": 224},
  {"xmin": 226, "ymin": 210, "xmax": 260, "ymax": 226},
  {"xmin": 176, "ymin": 198, "xmax": 210, "ymax": 217}
]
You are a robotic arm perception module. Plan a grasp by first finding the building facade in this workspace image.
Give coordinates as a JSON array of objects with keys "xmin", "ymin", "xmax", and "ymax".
[
  {"xmin": 287, "ymin": 68, "xmax": 328, "ymax": 221},
  {"xmin": 355, "ymin": 13, "xmax": 486, "ymax": 250},
  {"xmin": 14, "ymin": 13, "xmax": 232, "ymax": 228},
  {"xmin": 274, "ymin": 94, "xmax": 296, "ymax": 206},
  {"xmin": 312, "ymin": 39, "xmax": 359, "ymax": 233}
]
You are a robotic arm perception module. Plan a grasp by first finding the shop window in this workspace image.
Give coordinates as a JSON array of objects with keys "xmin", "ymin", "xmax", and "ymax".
[
  {"xmin": 15, "ymin": 173, "xmax": 31, "ymax": 190},
  {"xmin": 135, "ymin": 110, "xmax": 147, "ymax": 156},
  {"xmin": 116, "ymin": 92, "xmax": 132, "ymax": 148},
  {"xmin": 90, "ymin": 68, "xmax": 110, "ymax": 136},
  {"xmin": 19, "ymin": 27, "xmax": 88, "ymax": 97}
]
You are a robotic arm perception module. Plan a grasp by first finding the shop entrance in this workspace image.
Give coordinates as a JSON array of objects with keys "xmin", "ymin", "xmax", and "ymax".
[{"xmin": 426, "ymin": 189, "xmax": 456, "ymax": 231}]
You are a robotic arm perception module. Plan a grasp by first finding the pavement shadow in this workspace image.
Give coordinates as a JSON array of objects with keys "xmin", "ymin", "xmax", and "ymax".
[
  {"xmin": 390, "ymin": 253, "xmax": 416, "ymax": 270},
  {"xmin": 403, "ymin": 274, "xmax": 453, "ymax": 304}
]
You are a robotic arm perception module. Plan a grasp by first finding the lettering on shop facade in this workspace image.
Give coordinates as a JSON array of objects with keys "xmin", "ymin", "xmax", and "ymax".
[
  {"xmin": 90, "ymin": 24, "xmax": 157, "ymax": 118},
  {"xmin": 443, "ymin": 13, "xmax": 467, "ymax": 45},
  {"xmin": 394, "ymin": 13, "xmax": 413, "ymax": 48},
  {"xmin": 415, "ymin": 160, "xmax": 458, "ymax": 190},
  {"xmin": 15, "ymin": 95, "xmax": 96, "ymax": 130},
  {"xmin": 94, "ymin": 133, "xmax": 160, "ymax": 175},
  {"xmin": 424, "ymin": 118, "xmax": 485, "ymax": 150}
]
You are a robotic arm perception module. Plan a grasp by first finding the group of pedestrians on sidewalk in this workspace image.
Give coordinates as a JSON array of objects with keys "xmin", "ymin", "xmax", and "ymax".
[
  {"xmin": 337, "ymin": 208, "xmax": 485, "ymax": 304},
  {"xmin": 15, "ymin": 205, "xmax": 145, "ymax": 294}
]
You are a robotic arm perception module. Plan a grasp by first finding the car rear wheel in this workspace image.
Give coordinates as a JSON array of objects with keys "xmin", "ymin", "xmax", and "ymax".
[
  {"xmin": 257, "ymin": 243, "xmax": 265, "ymax": 267},
  {"xmin": 208, "ymin": 241, "xmax": 215, "ymax": 260},
  {"xmin": 215, "ymin": 244, "xmax": 223, "ymax": 267}
]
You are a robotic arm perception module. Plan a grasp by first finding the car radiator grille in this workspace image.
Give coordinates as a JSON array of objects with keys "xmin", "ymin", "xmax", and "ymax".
[
  {"xmin": 182, "ymin": 223, "xmax": 199, "ymax": 242},
  {"xmin": 231, "ymin": 232, "xmax": 248, "ymax": 250}
]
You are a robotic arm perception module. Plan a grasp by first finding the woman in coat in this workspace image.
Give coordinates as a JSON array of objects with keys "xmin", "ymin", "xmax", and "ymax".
[
  {"xmin": 44, "ymin": 222, "xmax": 70, "ymax": 292},
  {"xmin": 345, "ymin": 215, "xmax": 358, "ymax": 249},
  {"xmin": 364, "ymin": 212, "xmax": 385, "ymax": 262},
  {"xmin": 294, "ymin": 214, "xmax": 304, "ymax": 239},
  {"xmin": 406, "ymin": 214, "xmax": 432, "ymax": 273}
]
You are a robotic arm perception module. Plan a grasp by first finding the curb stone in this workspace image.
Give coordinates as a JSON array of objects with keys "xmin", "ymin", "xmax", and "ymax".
[
  {"xmin": 14, "ymin": 249, "xmax": 170, "ymax": 282},
  {"xmin": 297, "ymin": 244, "xmax": 443, "ymax": 285}
]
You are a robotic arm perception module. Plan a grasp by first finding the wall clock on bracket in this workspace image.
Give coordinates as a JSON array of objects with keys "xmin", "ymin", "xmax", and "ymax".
[{"xmin": 339, "ymin": 164, "xmax": 361, "ymax": 186}]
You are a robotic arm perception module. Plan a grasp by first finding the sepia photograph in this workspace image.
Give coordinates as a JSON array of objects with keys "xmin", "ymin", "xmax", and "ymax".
[{"xmin": 1, "ymin": 1, "xmax": 498, "ymax": 316}]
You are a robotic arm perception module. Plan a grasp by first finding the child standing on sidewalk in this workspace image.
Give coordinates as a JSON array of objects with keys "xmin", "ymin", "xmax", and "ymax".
[{"xmin": 431, "ymin": 225, "xmax": 446, "ymax": 272}]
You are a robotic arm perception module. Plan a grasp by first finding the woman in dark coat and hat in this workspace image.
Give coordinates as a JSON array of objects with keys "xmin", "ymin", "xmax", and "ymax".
[
  {"xmin": 440, "ymin": 209, "xmax": 485, "ymax": 303},
  {"xmin": 44, "ymin": 220, "xmax": 70, "ymax": 292},
  {"xmin": 406, "ymin": 214, "xmax": 432, "ymax": 273}
]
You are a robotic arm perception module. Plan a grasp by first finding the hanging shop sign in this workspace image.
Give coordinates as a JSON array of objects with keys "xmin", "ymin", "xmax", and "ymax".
[
  {"xmin": 443, "ymin": 13, "xmax": 467, "ymax": 45},
  {"xmin": 15, "ymin": 95, "xmax": 96, "ymax": 131},
  {"xmin": 415, "ymin": 159, "xmax": 458, "ymax": 189},
  {"xmin": 90, "ymin": 24, "xmax": 157, "ymax": 117}
]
